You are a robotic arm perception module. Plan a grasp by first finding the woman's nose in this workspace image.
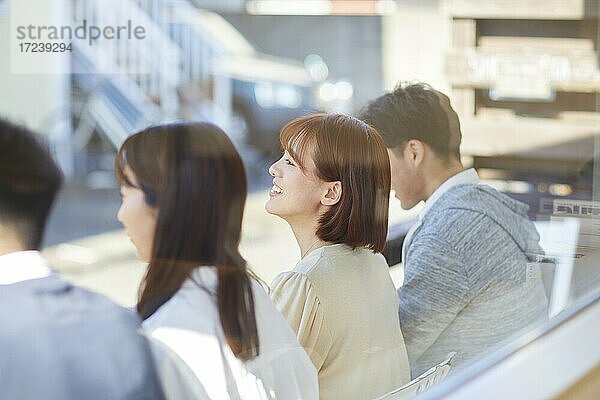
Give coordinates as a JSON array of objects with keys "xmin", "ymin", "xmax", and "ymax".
[{"xmin": 268, "ymin": 162, "xmax": 279, "ymax": 177}]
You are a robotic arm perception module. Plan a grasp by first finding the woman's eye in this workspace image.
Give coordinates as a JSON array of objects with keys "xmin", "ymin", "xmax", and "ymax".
[{"xmin": 284, "ymin": 158, "xmax": 295, "ymax": 166}]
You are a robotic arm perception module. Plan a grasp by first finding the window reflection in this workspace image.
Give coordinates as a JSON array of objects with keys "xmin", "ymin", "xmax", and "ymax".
[{"xmin": 2, "ymin": 0, "xmax": 599, "ymax": 397}]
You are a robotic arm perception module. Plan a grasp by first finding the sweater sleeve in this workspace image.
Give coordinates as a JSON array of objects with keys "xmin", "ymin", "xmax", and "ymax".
[
  {"xmin": 398, "ymin": 234, "xmax": 469, "ymax": 365},
  {"xmin": 270, "ymin": 271, "xmax": 332, "ymax": 372}
]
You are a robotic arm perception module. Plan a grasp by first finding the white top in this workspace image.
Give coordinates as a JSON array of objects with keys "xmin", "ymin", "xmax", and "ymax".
[
  {"xmin": 271, "ymin": 244, "xmax": 410, "ymax": 400},
  {"xmin": 143, "ymin": 267, "xmax": 318, "ymax": 400},
  {"xmin": 0, "ymin": 250, "xmax": 51, "ymax": 285},
  {"xmin": 402, "ymin": 168, "xmax": 480, "ymax": 264}
]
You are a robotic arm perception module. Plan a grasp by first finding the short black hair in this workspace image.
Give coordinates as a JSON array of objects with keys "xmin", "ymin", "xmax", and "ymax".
[
  {"xmin": 0, "ymin": 118, "xmax": 63, "ymax": 249},
  {"xmin": 358, "ymin": 82, "xmax": 462, "ymax": 160}
]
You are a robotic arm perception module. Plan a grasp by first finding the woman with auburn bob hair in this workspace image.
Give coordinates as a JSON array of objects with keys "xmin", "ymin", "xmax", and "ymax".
[
  {"xmin": 267, "ymin": 114, "xmax": 410, "ymax": 399},
  {"xmin": 115, "ymin": 122, "xmax": 318, "ymax": 400}
]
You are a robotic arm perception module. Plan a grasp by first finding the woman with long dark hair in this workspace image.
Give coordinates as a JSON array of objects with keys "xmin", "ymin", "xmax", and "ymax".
[
  {"xmin": 115, "ymin": 121, "xmax": 317, "ymax": 399},
  {"xmin": 267, "ymin": 114, "xmax": 410, "ymax": 399}
]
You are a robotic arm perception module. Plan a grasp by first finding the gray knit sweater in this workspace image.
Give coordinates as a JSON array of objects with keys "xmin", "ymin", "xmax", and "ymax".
[{"xmin": 399, "ymin": 184, "xmax": 548, "ymax": 377}]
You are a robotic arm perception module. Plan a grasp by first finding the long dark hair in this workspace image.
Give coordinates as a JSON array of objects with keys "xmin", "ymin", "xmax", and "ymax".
[{"xmin": 115, "ymin": 122, "xmax": 259, "ymax": 360}]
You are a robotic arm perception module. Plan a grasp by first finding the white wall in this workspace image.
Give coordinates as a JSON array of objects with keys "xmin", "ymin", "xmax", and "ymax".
[
  {"xmin": 0, "ymin": 0, "xmax": 72, "ymax": 174},
  {"xmin": 0, "ymin": 0, "xmax": 69, "ymax": 133},
  {"xmin": 382, "ymin": 0, "xmax": 451, "ymax": 92}
]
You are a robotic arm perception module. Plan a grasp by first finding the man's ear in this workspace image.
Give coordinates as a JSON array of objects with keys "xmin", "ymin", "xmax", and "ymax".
[
  {"xmin": 404, "ymin": 139, "xmax": 425, "ymax": 167},
  {"xmin": 321, "ymin": 181, "xmax": 342, "ymax": 206}
]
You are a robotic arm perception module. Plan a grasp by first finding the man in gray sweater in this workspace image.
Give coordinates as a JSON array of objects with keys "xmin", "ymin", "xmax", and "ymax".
[{"xmin": 359, "ymin": 83, "xmax": 548, "ymax": 377}]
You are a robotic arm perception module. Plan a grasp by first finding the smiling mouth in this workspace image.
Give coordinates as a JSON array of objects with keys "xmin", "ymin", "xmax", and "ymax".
[{"xmin": 270, "ymin": 184, "xmax": 283, "ymax": 195}]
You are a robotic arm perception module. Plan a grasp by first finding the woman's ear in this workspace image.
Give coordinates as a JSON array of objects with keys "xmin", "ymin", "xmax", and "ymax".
[{"xmin": 321, "ymin": 181, "xmax": 342, "ymax": 206}]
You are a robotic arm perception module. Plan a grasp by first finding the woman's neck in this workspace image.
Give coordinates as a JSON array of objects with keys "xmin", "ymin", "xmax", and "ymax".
[{"xmin": 288, "ymin": 219, "xmax": 328, "ymax": 258}]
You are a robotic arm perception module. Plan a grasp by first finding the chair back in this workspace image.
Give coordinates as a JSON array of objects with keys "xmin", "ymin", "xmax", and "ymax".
[{"xmin": 373, "ymin": 352, "xmax": 457, "ymax": 400}]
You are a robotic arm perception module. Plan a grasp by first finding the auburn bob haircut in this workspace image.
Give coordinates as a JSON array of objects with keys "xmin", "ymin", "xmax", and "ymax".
[{"xmin": 280, "ymin": 113, "xmax": 390, "ymax": 252}]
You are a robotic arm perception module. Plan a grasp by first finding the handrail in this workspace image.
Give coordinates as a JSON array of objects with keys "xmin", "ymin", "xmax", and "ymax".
[
  {"xmin": 70, "ymin": 0, "xmax": 238, "ymax": 149},
  {"xmin": 72, "ymin": 0, "xmax": 182, "ymax": 115},
  {"xmin": 71, "ymin": 0, "xmax": 187, "ymax": 148},
  {"xmin": 135, "ymin": 0, "xmax": 235, "ymax": 130},
  {"xmin": 144, "ymin": 0, "xmax": 222, "ymax": 83}
]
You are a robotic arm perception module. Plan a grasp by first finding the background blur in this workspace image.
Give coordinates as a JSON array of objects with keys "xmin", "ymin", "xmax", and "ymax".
[{"xmin": 2, "ymin": 0, "xmax": 600, "ymax": 390}]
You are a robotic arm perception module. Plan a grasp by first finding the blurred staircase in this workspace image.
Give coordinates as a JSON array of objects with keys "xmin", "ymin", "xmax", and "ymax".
[
  {"xmin": 70, "ymin": 0, "xmax": 225, "ymax": 150},
  {"xmin": 71, "ymin": 0, "xmax": 180, "ymax": 149}
]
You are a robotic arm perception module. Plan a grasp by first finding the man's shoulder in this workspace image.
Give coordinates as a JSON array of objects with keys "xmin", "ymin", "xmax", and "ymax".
[
  {"xmin": 434, "ymin": 183, "xmax": 526, "ymax": 213},
  {"xmin": 0, "ymin": 274, "xmax": 141, "ymax": 334},
  {"xmin": 413, "ymin": 184, "xmax": 524, "ymax": 246},
  {"xmin": 434, "ymin": 184, "xmax": 497, "ymax": 210},
  {"xmin": 413, "ymin": 183, "xmax": 539, "ymax": 260},
  {"xmin": 424, "ymin": 184, "xmax": 527, "ymax": 227},
  {"xmin": 418, "ymin": 187, "xmax": 491, "ymax": 237},
  {"xmin": 0, "ymin": 278, "xmax": 164, "ymax": 399}
]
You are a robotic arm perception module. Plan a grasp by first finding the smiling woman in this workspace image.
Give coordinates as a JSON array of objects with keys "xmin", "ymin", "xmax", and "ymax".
[{"xmin": 266, "ymin": 113, "xmax": 410, "ymax": 400}]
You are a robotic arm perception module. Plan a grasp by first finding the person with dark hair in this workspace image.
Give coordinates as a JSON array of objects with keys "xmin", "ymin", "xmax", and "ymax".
[
  {"xmin": 115, "ymin": 121, "xmax": 317, "ymax": 399},
  {"xmin": 0, "ymin": 118, "xmax": 164, "ymax": 400},
  {"xmin": 359, "ymin": 82, "xmax": 548, "ymax": 376},
  {"xmin": 267, "ymin": 113, "xmax": 410, "ymax": 399}
]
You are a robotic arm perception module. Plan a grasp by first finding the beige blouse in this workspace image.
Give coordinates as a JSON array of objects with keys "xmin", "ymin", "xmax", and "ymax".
[{"xmin": 271, "ymin": 244, "xmax": 410, "ymax": 400}]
